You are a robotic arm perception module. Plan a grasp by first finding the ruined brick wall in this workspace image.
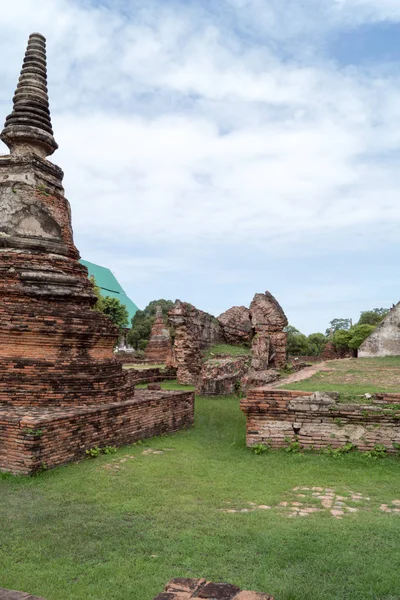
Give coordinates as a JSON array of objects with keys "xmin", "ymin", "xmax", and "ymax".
[
  {"xmin": 125, "ymin": 367, "xmax": 177, "ymax": 385},
  {"xmin": 197, "ymin": 356, "xmax": 250, "ymax": 396},
  {"xmin": 249, "ymin": 292, "xmax": 288, "ymax": 370},
  {"xmin": 168, "ymin": 300, "xmax": 224, "ymax": 385},
  {"xmin": 217, "ymin": 306, "xmax": 252, "ymax": 346},
  {"xmin": 0, "ymin": 389, "xmax": 194, "ymax": 475},
  {"xmin": 240, "ymin": 389, "xmax": 400, "ymax": 452}
]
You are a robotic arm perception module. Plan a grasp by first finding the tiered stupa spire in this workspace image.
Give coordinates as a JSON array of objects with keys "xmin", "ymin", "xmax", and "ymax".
[{"xmin": 1, "ymin": 33, "xmax": 58, "ymax": 157}]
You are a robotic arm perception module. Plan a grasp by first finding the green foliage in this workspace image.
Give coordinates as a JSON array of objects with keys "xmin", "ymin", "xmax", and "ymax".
[
  {"xmin": 284, "ymin": 436, "xmax": 302, "ymax": 453},
  {"xmin": 332, "ymin": 329, "xmax": 352, "ymax": 351},
  {"xmin": 101, "ymin": 297, "xmax": 129, "ymax": 330},
  {"xmin": 357, "ymin": 308, "xmax": 389, "ymax": 326},
  {"xmin": 127, "ymin": 299, "xmax": 174, "ymax": 350},
  {"xmin": 347, "ymin": 324, "xmax": 376, "ymax": 350},
  {"xmin": 307, "ymin": 332, "xmax": 328, "ymax": 356},
  {"xmin": 285, "ymin": 325, "xmax": 310, "ymax": 356},
  {"xmin": 85, "ymin": 446, "xmax": 101, "ymax": 459},
  {"xmin": 326, "ymin": 318, "xmax": 352, "ymax": 335},
  {"xmin": 85, "ymin": 446, "xmax": 117, "ymax": 459},
  {"xmin": 251, "ymin": 443, "xmax": 270, "ymax": 455},
  {"xmin": 324, "ymin": 442, "xmax": 357, "ymax": 458},
  {"xmin": 103, "ymin": 446, "xmax": 117, "ymax": 455},
  {"xmin": 285, "ymin": 326, "xmax": 327, "ymax": 356},
  {"xmin": 90, "ymin": 276, "xmax": 104, "ymax": 313},
  {"xmin": 365, "ymin": 444, "xmax": 387, "ymax": 459},
  {"xmin": 23, "ymin": 428, "xmax": 43, "ymax": 438}
]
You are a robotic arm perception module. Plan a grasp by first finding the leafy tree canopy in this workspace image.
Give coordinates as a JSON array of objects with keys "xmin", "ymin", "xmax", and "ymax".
[
  {"xmin": 357, "ymin": 308, "xmax": 389, "ymax": 326},
  {"xmin": 326, "ymin": 318, "xmax": 352, "ymax": 336},
  {"xmin": 347, "ymin": 324, "xmax": 376, "ymax": 350},
  {"xmin": 285, "ymin": 326, "xmax": 327, "ymax": 356},
  {"xmin": 101, "ymin": 297, "xmax": 129, "ymax": 330}
]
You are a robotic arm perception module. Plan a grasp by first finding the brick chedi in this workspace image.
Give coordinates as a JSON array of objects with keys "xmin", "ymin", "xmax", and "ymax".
[
  {"xmin": 145, "ymin": 305, "xmax": 172, "ymax": 363},
  {"xmin": 0, "ymin": 34, "xmax": 194, "ymax": 474}
]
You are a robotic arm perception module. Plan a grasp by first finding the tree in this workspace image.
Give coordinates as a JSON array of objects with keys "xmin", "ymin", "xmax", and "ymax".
[
  {"xmin": 357, "ymin": 308, "xmax": 389, "ymax": 327},
  {"xmin": 127, "ymin": 299, "xmax": 174, "ymax": 350},
  {"xmin": 307, "ymin": 333, "xmax": 327, "ymax": 356},
  {"xmin": 348, "ymin": 324, "xmax": 376, "ymax": 350},
  {"xmin": 285, "ymin": 326, "xmax": 310, "ymax": 356},
  {"xmin": 326, "ymin": 318, "xmax": 352, "ymax": 336},
  {"xmin": 332, "ymin": 329, "xmax": 352, "ymax": 351},
  {"xmin": 101, "ymin": 297, "xmax": 129, "ymax": 330},
  {"xmin": 90, "ymin": 276, "xmax": 104, "ymax": 313}
]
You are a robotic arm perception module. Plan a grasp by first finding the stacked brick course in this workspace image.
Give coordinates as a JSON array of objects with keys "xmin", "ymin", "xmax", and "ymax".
[
  {"xmin": 168, "ymin": 300, "xmax": 224, "ymax": 384},
  {"xmin": 0, "ymin": 34, "xmax": 193, "ymax": 475},
  {"xmin": 241, "ymin": 389, "xmax": 400, "ymax": 452}
]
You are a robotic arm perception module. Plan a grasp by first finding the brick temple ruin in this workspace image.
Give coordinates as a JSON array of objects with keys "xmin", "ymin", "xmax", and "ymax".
[
  {"xmin": 168, "ymin": 291, "xmax": 288, "ymax": 393},
  {"xmin": 145, "ymin": 305, "xmax": 172, "ymax": 362},
  {"xmin": 0, "ymin": 34, "xmax": 194, "ymax": 475},
  {"xmin": 240, "ymin": 389, "xmax": 400, "ymax": 453}
]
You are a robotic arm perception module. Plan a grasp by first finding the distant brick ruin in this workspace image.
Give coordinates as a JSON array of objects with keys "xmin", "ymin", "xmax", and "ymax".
[
  {"xmin": 145, "ymin": 305, "xmax": 172, "ymax": 362},
  {"xmin": 0, "ymin": 34, "xmax": 194, "ymax": 475},
  {"xmin": 169, "ymin": 291, "xmax": 288, "ymax": 390},
  {"xmin": 358, "ymin": 302, "xmax": 400, "ymax": 358}
]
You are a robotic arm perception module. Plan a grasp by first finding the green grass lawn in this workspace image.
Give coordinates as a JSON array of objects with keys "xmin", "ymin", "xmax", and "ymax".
[
  {"xmin": 281, "ymin": 357, "xmax": 400, "ymax": 395},
  {"xmin": 1, "ymin": 384, "xmax": 400, "ymax": 600},
  {"xmin": 205, "ymin": 344, "xmax": 251, "ymax": 358}
]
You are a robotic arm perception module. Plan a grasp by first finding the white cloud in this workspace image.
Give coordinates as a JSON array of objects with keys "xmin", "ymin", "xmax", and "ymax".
[{"xmin": 0, "ymin": 0, "xmax": 399, "ymax": 330}]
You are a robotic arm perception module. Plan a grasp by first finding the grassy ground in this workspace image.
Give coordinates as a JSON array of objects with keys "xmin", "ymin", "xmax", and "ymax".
[
  {"xmin": 280, "ymin": 357, "xmax": 400, "ymax": 394},
  {"xmin": 1, "ymin": 384, "xmax": 400, "ymax": 600},
  {"xmin": 206, "ymin": 344, "xmax": 251, "ymax": 358}
]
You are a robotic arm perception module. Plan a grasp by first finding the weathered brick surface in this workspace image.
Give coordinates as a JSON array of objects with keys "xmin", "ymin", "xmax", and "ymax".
[
  {"xmin": 168, "ymin": 301, "xmax": 224, "ymax": 385},
  {"xmin": 125, "ymin": 367, "xmax": 177, "ymax": 386},
  {"xmin": 0, "ymin": 389, "xmax": 194, "ymax": 475},
  {"xmin": 240, "ymin": 389, "xmax": 400, "ymax": 452},
  {"xmin": 154, "ymin": 579, "xmax": 274, "ymax": 600},
  {"xmin": 0, "ymin": 34, "xmax": 194, "ymax": 474},
  {"xmin": 197, "ymin": 356, "xmax": 250, "ymax": 396},
  {"xmin": 145, "ymin": 305, "xmax": 172, "ymax": 362}
]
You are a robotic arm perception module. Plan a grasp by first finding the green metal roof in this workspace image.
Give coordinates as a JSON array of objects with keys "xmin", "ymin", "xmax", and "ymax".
[{"xmin": 80, "ymin": 259, "xmax": 139, "ymax": 323}]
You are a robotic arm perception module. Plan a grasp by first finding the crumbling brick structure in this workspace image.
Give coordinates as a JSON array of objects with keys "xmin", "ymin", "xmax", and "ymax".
[
  {"xmin": 145, "ymin": 305, "xmax": 172, "ymax": 363},
  {"xmin": 168, "ymin": 300, "xmax": 224, "ymax": 384},
  {"xmin": 241, "ymin": 388, "xmax": 400, "ymax": 452},
  {"xmin": 0, "ymin": 34, "xmax": 194, "ymax": 475},
  {"xmin": 249, "ymin": 292, "xmax": 288, "ymax": 370}
]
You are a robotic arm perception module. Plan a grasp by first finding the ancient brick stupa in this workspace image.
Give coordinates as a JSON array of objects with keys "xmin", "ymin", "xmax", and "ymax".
[
  {"xmin": 145, "ymin": 305, "xmax": 172, "ymax": 362},
  {"xmin": 0, "ymin": 34, "xmax": 194, "ymax": 474}
]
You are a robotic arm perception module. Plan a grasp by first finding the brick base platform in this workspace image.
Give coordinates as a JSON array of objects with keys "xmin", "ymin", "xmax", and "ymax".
[
  {"xmin": 240, "ymin": 388, "xmax": 400, "ymax": 452},
  {"xmin": 0, "ymin": 390, "xmax": 194, "ymax": 475},
  {"xmin": 154, "ymin": 578, "xmax": 274, "ymax": 600}
]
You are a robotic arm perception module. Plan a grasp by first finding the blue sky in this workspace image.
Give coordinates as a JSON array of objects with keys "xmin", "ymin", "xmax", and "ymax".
[{"xmin": 0, "ymin": 0, "xmax": 399, "ymax": 333}]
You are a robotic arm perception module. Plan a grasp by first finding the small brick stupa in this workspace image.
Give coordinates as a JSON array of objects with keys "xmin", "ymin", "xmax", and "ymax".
[
  {"xmin": 145, "ymin": 305, "xmax": 172, "ymax": 362},
  {"xmin": 0, "ymin": 34, "xmax": 194, "ymax": 474}
]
